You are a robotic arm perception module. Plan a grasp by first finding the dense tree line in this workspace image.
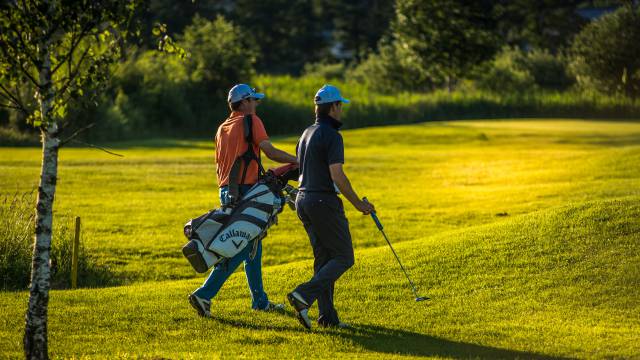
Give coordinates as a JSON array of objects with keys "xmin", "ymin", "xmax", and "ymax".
[
  {"xmin": 2, "ymin": 0, "xmax": 638, "ymax": 144},
  {"xmin": 135, "ymin": 0, "xmax": 397, "ymax": 73},
  {"xmin": 135, "ymin": 0, "xmax": 629, "ymax": 72}
]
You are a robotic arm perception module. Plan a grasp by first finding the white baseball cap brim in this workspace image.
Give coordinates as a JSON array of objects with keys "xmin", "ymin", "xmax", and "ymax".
[
  {"xmin": 314, "ymin": 84, "xmax": 350, "ymax": 104},
  {"xmin": 228, "ymin": 84, "xmax": 265, "ymax": 103}
]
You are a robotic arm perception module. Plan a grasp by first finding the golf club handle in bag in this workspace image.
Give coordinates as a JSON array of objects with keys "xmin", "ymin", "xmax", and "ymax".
[{"xmin": 362, "ymin": 197, "xmax": 383, "ymax": 231}]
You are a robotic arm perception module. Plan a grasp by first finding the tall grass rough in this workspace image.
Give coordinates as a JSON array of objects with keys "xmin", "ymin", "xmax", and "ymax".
[{"xmin": 0, "ymin": 191, "xmax": 115, "ymax": 290}]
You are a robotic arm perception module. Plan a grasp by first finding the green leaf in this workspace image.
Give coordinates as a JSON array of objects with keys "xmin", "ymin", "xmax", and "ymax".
[{"xmin": 54, "ymin": 105, "xmax": 66, "ymax": 119}]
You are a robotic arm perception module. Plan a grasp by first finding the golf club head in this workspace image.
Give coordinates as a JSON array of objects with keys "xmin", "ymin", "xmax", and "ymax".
[{"xmin": 415, "ymin": 296, "xmax": 429, "ymax": 302}]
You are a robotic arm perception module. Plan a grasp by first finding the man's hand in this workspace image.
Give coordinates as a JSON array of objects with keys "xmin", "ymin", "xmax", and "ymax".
[{"xmin": 355, "ymin": 199, "xmax": 375, "ymax": 215}]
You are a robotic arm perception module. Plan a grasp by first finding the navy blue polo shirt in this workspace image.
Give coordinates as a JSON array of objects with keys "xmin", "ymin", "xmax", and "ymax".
[{"xmin": 297, "ymin": 115, "xmax": 344, "ymax": 193}]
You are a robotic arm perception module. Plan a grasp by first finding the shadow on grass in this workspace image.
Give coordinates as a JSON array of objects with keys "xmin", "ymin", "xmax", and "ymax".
[
  {"xmin": 553, "ymin": 133, "xmax": 640, "ymax": 147},
  {"xmin": 213, "ymin": 314, "xmax": 570, "ymax": 359},
  {"xmin": 333, "ymin": 324, "xmax": 572, "ymax": 360}
]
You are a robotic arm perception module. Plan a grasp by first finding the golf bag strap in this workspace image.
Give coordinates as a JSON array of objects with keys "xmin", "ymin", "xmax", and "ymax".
[
  {"xmin": 233, "ymin": 214, "xmax": 268, "ymax": 229},
  {"xmin": 240, "ymin": 189, "xmax": 272, "ymax": 203},
  {"xmin": 249, "ymin": 232, "xmax": 266, "ymax": 260},
  {"xmin": 240, "ymin": 115, "xmax": 265, "ymax": 183},
  {"xmin": 237, "ymin": 201, "xmax": 273, "ymax": 214},
  {"xmin": 228, "ymin": 115, "xmax": 265, "ymax": 204},
  {"xmin": 190, "ymin": 209, "xmax": 216, "ymax": 230},
  {"xmin": 228, "ymin": 163, "xmax": 241, "ymax": 205}
]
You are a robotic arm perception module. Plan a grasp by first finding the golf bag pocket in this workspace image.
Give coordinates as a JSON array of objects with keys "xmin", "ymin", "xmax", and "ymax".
[
  {"xmin": 182, "ymin": 237, "xmax": 224, "ymax": 273},
  {"xmin": 182, "ymin": 209, "xmax": 230, "ymax": 273}
]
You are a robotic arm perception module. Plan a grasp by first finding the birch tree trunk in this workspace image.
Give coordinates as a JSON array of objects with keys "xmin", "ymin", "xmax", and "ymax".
[{"xmin": 24, "ymin": 31, "xmax": 58, "ymax": 360}]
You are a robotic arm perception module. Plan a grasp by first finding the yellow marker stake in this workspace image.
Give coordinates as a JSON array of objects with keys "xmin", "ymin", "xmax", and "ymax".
[{"xmin": 71, "ymin": 217, "xmax": 80, "ymax": 289}]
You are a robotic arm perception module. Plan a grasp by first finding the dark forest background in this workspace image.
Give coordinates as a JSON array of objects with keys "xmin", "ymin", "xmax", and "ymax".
[{"xmin": 1, "ymin": 0, "xmax": 639, "ymax": 145}]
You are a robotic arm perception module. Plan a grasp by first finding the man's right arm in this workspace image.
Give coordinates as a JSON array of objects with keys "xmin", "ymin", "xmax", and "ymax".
[{"xmin": 259, "ymin": 140, "xmax": 298, "ymax": 164}]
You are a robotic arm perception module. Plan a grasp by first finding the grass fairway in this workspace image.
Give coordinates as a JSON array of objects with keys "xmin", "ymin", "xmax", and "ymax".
[{"xmin": 1, "ymin": 119, "xmax": 640, "ymax": 358}]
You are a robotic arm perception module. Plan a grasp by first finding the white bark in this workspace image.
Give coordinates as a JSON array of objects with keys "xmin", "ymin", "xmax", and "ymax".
[{"xmin": 24, "ymin": 26, "xmax": 57, "ymax": 360}]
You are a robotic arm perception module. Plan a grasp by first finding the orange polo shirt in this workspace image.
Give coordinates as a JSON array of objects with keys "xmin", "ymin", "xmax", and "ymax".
[{"xmin": 215, "ymin": 111, "xmax": 269, "ymax": 187}]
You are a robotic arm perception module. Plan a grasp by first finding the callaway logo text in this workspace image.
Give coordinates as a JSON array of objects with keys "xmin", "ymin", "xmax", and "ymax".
[{"xmin": 218, "ymin": 229, "xmax": 251, "ymax": 243}]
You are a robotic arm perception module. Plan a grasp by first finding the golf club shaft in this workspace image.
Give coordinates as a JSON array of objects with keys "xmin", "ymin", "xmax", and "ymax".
[
  {"xmin": 379, "ymin": 227, "xmax": 421, "ymax": 296},
  {"xmin": 363, "ymin": 198, "xmax": 420, "ymax": 298}
]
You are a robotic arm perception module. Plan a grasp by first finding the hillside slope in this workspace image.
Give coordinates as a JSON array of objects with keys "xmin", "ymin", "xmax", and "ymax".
[
  {"xmin": 1, "ymin": 197, "xmax": 638, "ymax": 358},
  {"xmin": 2, "ymin": 120, "xmax": 639, "ymax": 283}
]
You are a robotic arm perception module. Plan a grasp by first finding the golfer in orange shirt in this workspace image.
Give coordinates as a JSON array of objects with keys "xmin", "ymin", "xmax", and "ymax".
[{"xmin": 189, "ymin": 84, "xmax": 297, "ymax": 317}]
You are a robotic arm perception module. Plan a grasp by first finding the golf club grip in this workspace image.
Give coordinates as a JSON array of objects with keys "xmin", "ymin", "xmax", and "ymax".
[{"xmin": 362, "ymin": 197, "xmax": 383, "ymax": 230}]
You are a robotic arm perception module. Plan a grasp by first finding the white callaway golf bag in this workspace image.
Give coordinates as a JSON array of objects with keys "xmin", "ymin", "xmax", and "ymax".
[{"xmin": 181, "ymin": 163, "xmax": 299, "ymax": 273}]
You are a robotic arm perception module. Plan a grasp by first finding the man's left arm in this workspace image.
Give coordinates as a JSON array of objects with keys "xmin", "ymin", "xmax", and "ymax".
[
  {"xmin": 330, "ymin": 163, "xmax": 374, "ymax": 215},
  {"xmin": 259, "ymin": 140, "xmax": 297, "ymax": 164},
  {"xmin": 252, "ymin": 116, "xmax": 297, "ymax": 164}
]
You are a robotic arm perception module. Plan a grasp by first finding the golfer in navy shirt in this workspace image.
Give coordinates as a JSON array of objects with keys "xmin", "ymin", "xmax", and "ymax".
[{"xmin": 287, "ymin": 85, "xmax": 375, "ymax": 329}]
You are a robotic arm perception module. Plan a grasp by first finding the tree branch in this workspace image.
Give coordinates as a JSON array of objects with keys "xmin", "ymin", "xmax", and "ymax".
[
  {"xmin": 56, "ymin": 45, "xmax": 91, "ymax": 97},
  {"xmin": 0, "ymin": 82, "xmax": 26, "ymax": 110},
  {"xmin": 69, "ymin": 139, "xmax": 124, "ymax": 157},
  {"xmin": 68, "ymin": 25, "xmax": 75, "ymax": 78},
  {"xmin": 17, "ymin": 60, "xmax": 41, "ymax": 89},
  {"xmin": 51, "ymin": 22, "xmax": 93, "ymax": 75},
  {"xmin": 14, "ymin": 82, "xmax": 28, "ymax": 112},
  {"xmin": 0, "ymin": 25, "xmax": 39, "ymax": 71},
  {"xmin": 0, "ymin": 88, "xmax": 17, "ymax": 104},
  {"xmin": 0, "ymin": 103, "xmax": 25, "ymax": 111},
  {"xmin": 14, "ymin": 26, "xmax": 40, "ymax": 68},
  {"xmin": 43, "ymin": 14, "xmax": 63, "ymax": 44},
  {"xmin": 60, "ymin": 122, "xmax": 95, "ymax": 146}
]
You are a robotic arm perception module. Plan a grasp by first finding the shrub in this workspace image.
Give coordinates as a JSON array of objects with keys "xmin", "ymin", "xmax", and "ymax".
[
  {"xmin": 474, "ymin": 47, "xmax": 536, "ymax": 94},
  {"xmin": 112, "ymin": 50, "xmax": 195, "ymax": 135},
  {"xmin": 0, "ymin": 191, "xmax": 115, "ymax": 290},
  {"xmin": 474, "ymin": 47, "xmax": 574, "ymax": 94},
  {"xmin": 180, "ymin": 15, "xmax": 257, "ymax": 98},
  {"xmin": 82, "ymin": 15, "xmax": 257, "ymax": 140},
  {"xmin": 255, "ymin": 74, "xmax": 640, "ymax": 134},
  {"xmin": 302, "ymin": 61, "xmax": 348, "ymax": 80},
  {"xmin": 347, "ymin": 40, "xmax": 423, "ymax": 93},
  {"xmin": 0, "ymin": 191, "xmax": 33, "ymax": 289},
  {"xmin": 570, "ymin": 4, "xmax": 640, "ymax": 98},
  {"xmin": 0, "ymin": 126, "xmax": 39, "ymax": 146},
  {"xmin": 522, "ymin": 49, "xmax": 574, "ymax": 90},
  {"xmin": 392, "ymin": 0, "xmax": 498, "ymax": 90}
]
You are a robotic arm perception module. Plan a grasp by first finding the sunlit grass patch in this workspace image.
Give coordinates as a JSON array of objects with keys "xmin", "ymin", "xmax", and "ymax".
[
  {"xmin": 1, "ymin": 119, "xmax": 639, "ymax": 283},
  {"xmin": 0, "ymin": 119, "xmax": 639, "ymax": 358},
  {"xmin": 0, "ymin": 197, "xmax": 638, "ymax": 358}
]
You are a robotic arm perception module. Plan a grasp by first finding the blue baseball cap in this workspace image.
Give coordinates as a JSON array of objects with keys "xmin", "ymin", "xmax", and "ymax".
[
  {"xmin": 314, "ymin": 84, "xmax": 350, "ymax": 105},
  {"xmin": 228, "ymin": 84, "xmax": 265, "ymax": 103}
]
